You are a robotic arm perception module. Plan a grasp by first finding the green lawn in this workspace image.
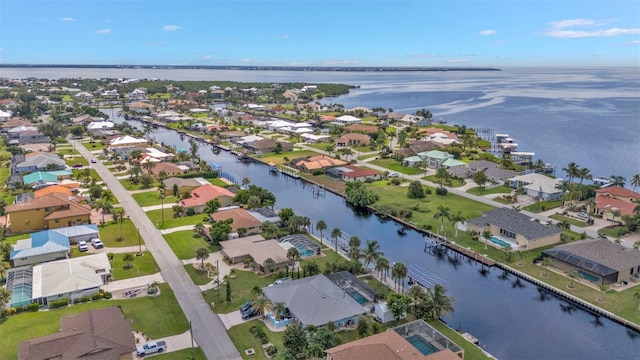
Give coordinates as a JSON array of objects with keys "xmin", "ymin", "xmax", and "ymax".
[
  {"xmin": 72, "ymin": 168, "xmax": 102, "ymax": 182},
  {"xmin": 120, "ymin": 178, "xmax": 161, "ymax": 191},
  {"xmin": 65, "ymin": 157, "xmax": 89, "ymax": 167},
  {"xmin": 207, "ymin": 177, "xmax": 230, "ymax": 187},
  {"xmin": 369, "ymin": 159, "xmax": 424, "ymax": 175},
  {"xmin": 147, "ymin": 209, "xmax": 205, "ymax": 229},
  {"xmin": 163, "ymin": 231, "xmax": 220, "ymax": 260},
  {"xmin": 356, "ymin": 153, "xmax": 379, "ymax": 161},
  {"xmin": 133, "ymin": 191, "xmax": 179, "ymax": 207},
  {"xmin": 184, "ymin": 264, "xmax": 213, "ymax": 285},
  {"xmin": 98, "ymin": 219, "xmax": 145, "ymax": 247},
  {"xmin": 306, "ymin": 143, "xmax": 332, "ymax": 151},
  {"xmin": 81, "ymin": 141, "xmax": 108, "ymax": 151},
  {"xmin": 522, "ymin": 200, "xmax": 563, "ymax": 213},
  {"xmin": 2, "ymin": 233, "xmax": 30, "ymax": 246},
  {"xmin": 153, "ymin": 348, "xmax": 206, "ymax": 360},
  {"xmin": 0, "ymin": 284, "xmax": 188, "ymax": 360},
  {"xmin": 428, "ymin": 320, "xmax": 492, "ymax": 360},
  {"xmin": 598, "ymin": 226, "xmax": 628, "ymax": 239},
  {"xmin": 57, "ymin": 148, "xmax": 80, "ymax": 156},
  {"xmin": 227, "ymin": 320, "xmax": 284, "ymax": 360},
  {"xmin": 466, "ymin": 185, "xmax": 513, "ymax": 196},
  {"xmin": 203, "ymin": 269, "xmax": 278, "ymax": 314},
  {"xmin": 260, "ymin": 150, "xmax": 318, "ymax": 166},
  {"xmin": 110, "ymin": 251, "xmax": 160, "ymax": 280},
  {"xmin": 492, "ymin": 196, "xmax": 511, "ymax": 204},
  {"xmin": 423, "ymin": 175, "xmax": 465, "ymax": 188},
  {"xmin": 549, "ymin": 214, "xmax": 590, "ymax": 228}
]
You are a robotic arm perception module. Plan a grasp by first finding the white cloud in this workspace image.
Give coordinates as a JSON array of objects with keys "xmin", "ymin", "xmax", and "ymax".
[
  {"xmin": 59, "ymin": 17, "xmax": 75, "ymax": 22},
  {"xmin": 162, "ymin": 25, "xmax": 182, "ymax": 31},
  {"xmin": 448, "ymin": 59, "xmax": 469, "ymax": 63},
  {"xmin": 240, "ymin": 58, "xmax": 252, "ymax": 62},
  {"xmin": 200, "ymin": 55, "xmax": 212, "ymax": 61},
  {"xmin": 94, "ymin": 29, "xmax": 111, "ymax": 35},
  {"xmin": 405, "ymin": 53, "xmax": 443, "ymax": 59},
  {"xmin": 321, "ymin": 60, "xmax": 360, "ymax": 65},
  {"xmin": 479, "ymin": 29, "xmax": 496, "ymax": 36},
  {"xmin": 542, "ymin": 18, "xmax": 640, "ymax": 38},
  {"xmin": 626, "ymin": 40, "xmax": 640, "ymax": 45}
]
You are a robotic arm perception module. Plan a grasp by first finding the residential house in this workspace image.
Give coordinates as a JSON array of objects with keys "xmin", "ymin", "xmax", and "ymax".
[
  {"xmin": 10, "ymin": 229, "xmax": 71, "ymax": 267},
  {"xmin": 243, "ymin": 138, "xmax": 293, "ymax": 154},
  {"xmin": 33, "ymin": 184, "xmax": 73, "ymax": 198},
  {"xmin": 335, "ymin": 133, "xmax": 370, "ymax": 147},
  {"xmin": 345, "ymin": 124, "xmax": 378, "ymax": 134},
  {"xmin": 108, "ymin": 135, "xmax": 147, "ymax": 149},
  {"xmin": 508, "ymin": 173, "xmax": 563, "ymax": 201},
  {"xmin": 399, "ymin": 114, "xmax": 430, "ymax": 126},
  {"xmin": 291, "ymin": 155, "xmax": 348, "ymax": 172},
  {"xmin": 325, "ymin": 165, "xmax": 382, "ymax": 182},
  {"xmin": 22, "ymin": 170, "xmax": 72, "ymax": 187},
  {"xmin": 421, "ymin": 150, "xmax": 454, "ymax": 169},
  {"xmin": 149, "ymin": 161, "xmax": 190, "ymax": 178},
  {"xmin": 129, "ymin": 88, "xmax": 147, "ymax": 100},
  {"xmin": 179, "ymin": 183, "xmax": 235, "ymax": 213},
  {"xmin": 70, "ymin": 115, "xmax": 104, "ymax": 125},
  {"xmin": 162, "ymin": 177, "xmax": 208, "ymax": 196},
  {"xmin": 467, "ymin": 160, "xmax": 516, "ymax": 182},
  {"xmin": 386, "ymin": 111, "xmax": 407, "ymax": 121},
  {"xmin": 100, "ymin": 89, "xmax": 119, "ymax": 98},
  {"xmin": 262, "ymin": 274, "xmax": 367, "ymax": 328},
  {"xmin": 0, "ymin": 98, "xmax": 18, "ymax": 108},
  {"xmin": 542, "ymin": 238, "xmax": 640, "ymax": 286},
  {"xmin": 128, "ymin": 101, "xmax": 155, "ymax": 114},
  {"xmin": 301, "ymin": 133, "xmax": 331, "ymax": 143},
  {"xmin": 17, "ymin": 130, "xmax": 51, "ymax": 145},
  {"xmin": 395, "ymin": 140, "xmax": 445, "ymax": 158},
  {"xmin": 17, "ymin": 306, "xmax": 136, "ymax": 360},
  {"xmin": 1, "ymin": 117, "xmax": 32, "ymax": 130},
  {"xmin": 467, "ymin": 208, "xmax": 561, "ymax": 250},
  {"xmin": 220, "ymin": 234, "xmax": 290, "ymax": 271},
  {"xmin": 594, "ymin": 186, "xmax": 640, "ymax": 221},
  {"xmin": 74, "ymin": 91, "xmax": 94, "ymax": 100},
  {"xmin": 13, "ymin": 153, "xmax": 65, "ymax": 174},
  {"xmin": 6, "ymin": 192, "xmax": 92, "ymax": 234},
  {"xmin": 334, "ymin": 115, "xmax": 362, "ymax": 125},
  {"xmin": 86, "ymin": 120, "xmax": 115, "ymax": 134},
  {"xmin": 211, "ymin": 208, "xmax": 263, "ymax": 237},
  {"xmin": 7, "ymin": 125, "xmax": 38, "ymax": 139},
  {"xmin": 6, "ymin": 174, "xmax": 24, "ymax": 189}
]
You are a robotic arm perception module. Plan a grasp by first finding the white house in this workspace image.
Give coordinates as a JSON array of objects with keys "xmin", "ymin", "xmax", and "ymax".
[
  {"xmin": 87, "ymin": 121, "xmax": 115, "ymax": 132},
  {"xmin": 334, "ymin": 115, "xmax": 362, "ymax": 125},
  {"xmin": 508, "ymin": 173, "xmax": 563, "ymax": 201},
  {"xmin": 109, "ymin": 135, "xmax": 147, "ymax": 148}
]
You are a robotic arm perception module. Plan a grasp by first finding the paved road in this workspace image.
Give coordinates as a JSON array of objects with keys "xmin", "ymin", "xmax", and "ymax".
[{"xmin": 70, "ymin": 138, "xmax": 241, "ymax": 360}]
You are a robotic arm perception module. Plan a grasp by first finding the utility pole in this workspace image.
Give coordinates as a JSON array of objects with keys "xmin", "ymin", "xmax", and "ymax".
[
  {"xmin": 137, "ymin": 227, "xmax": 142, "ymax": 255},
  {"xmin": 216, "ymin": 259, "xmax": 220, "ymax": 302}
]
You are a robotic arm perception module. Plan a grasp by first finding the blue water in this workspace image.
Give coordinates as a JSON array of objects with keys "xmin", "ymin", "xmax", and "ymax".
[
  {"xmin": 345, "ymin": 287, "xmax": 368, "ymax": 305},
  {"xmin": 490, "ymin": 236, "xmax": 512, "ymax": 248},
  {"xmin": 11, "ymin": 284, "xmax": 32, "ymax": 307},
  {"xmin": 578, "ymin": 270, "xmax": 600, "ymax": 283},
  {"xmin": 406, "ymin": 335, "xmax": 440, "ymax": 356},
  {"xmin": 296, "ymin": 245, "xmax": 314, "ymax": 257}
]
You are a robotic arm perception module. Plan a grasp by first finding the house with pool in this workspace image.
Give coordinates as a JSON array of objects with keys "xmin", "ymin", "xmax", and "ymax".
[
  {"xmin": 542, "ymin": 238, "xmax": 640, "ymax": 286},
  {"xmin": 261, "ymin": 274, "xmax": 368, "ymax": 329},
  {"xmin": 466, "ymin": 208, "xmax": 561, "ymax": 250}
]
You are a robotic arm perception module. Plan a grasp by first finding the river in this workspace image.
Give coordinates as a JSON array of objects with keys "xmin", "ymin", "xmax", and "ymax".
[{"xmin": 101, "ymin": 108, "xmax": 639, "ymax": 360}]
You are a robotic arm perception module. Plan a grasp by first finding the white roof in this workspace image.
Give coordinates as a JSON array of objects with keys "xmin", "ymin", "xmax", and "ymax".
[
  {"xmin": 267, "ymin": 120, "xmax": 296, "ymax": 128},
  {"xmin": 0, "ymin": 109, "xmax": 12, "ymax": 118},
  {"xmin": 32, "ymin": 253, "xmax": 111, "ymax": 299},
  {"xmin": 87, "ymin": 121, "xmax": 115, "ymax": 130},
  {"xmin": 109, "ymin": 135, "xmax": 146, "ymax": 146},
  {"xmin": 190, "ymin": 108, "xmax": 209, "ymax": 113},
  {"xmin": 237, "ymin": 135, "xmax": 264, "ymax": 144},
  {"xmin": 335, "ymin": 115, "xmax": 361, "ymax": 122},
  {"xmin": 510, "ymin": 173, "xmax": 563, "ymax": 194},
  {"xmin": 280, "ymin": 126, "xmax": 314, "ymax": 134},
  {"xmin": 144, "ymin": 147, "xmax": 172, "ymax": 159},
  {"xmin": 301, "ymin": 134, "xmax": 331, "ymax": 140}
]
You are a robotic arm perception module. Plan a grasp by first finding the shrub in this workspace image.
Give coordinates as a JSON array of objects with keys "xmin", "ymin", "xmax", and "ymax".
[
  {"xmin": 92, "ymin": 293, "xmax": 102, "ymax": 301},
  {"xmin": 81, "ymin": 296, "xmax": 90, "ymax": 303},
  {"xmin": 49, "ymin": 298, "xmax": 70, "ymax": 309},
  {"xmin": 107, "ymin": 252, "xmax": 115, "ymax": 260},
  {"xmin": 424, "ymin": 187, "xmax": 432, "ymax": 195},
  {"xmin": 103, "ymin": 292, "xmax": 113, "ymax": 299},
  {"xmin": 265, "ymin": 345, "xmax": 278, "ymax": 356},
  {"xmin": 435, "ymin": 187, "xmax": 448, "ymax": 195},
  {"xmin": 186, "ymin": 208, "xmax": 196, "ymax": 216},
  {"xmin": 311, "ymin": 169, "xmax": 323, "ymax": 176},
  {"xmin": 390, "ymin": 178, "xmax": 401, "ymax": 185},
  {"xmin": 27, "ymin": 303, "xmax": 40, "ymax": 312}
]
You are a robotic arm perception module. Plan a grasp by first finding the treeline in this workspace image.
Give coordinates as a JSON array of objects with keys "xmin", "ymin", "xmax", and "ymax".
[{"xmin": 124, "ymin": 81, "xmax": 353, "ymax": 96}]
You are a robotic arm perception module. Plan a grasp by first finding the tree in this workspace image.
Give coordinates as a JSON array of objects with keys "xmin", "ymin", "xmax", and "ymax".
[
  {"xmin": 357, "ymin": 315, "xmax": 369, "ymax": 338},
  {"xmin": 0, "ymin": 287, "xmax": 12, "ymax": 310},
  {"xmin": 631, "ymin": 174, "xmax": 640, "ymax": 191},
  {"xmin": 331, "ymin": 228, "xmax": 342, "ymax": 253},
  {"xmin": 204, "ymin": 199, "xmax": 221, "ymax": 214},
  {"xmin": 139, "ymin": 173, "xmax": 154, "ymax": 188},
  {"xmin": 435, "ymin": 168, "xmax": 450, "ymax": 189},
  {"xmin": 112, "ymin": 207, "xmax": 126, "ymax": 241},
  {"xmin": 193, "ymin": 222, "xmax": 206, "ymax": 237},
  {"xmin": 278, "ymin": 208, "xmax": 294, "ymax": 224},
  {"xmin": 375, "ymin": 257, "xmax": 390, "ymax": 281},
  {"xmin": 348, "ymin": 236, "xmax": 361, "ymax": 261},
  {"xmin": 303, "ymin": 261, "xmax": 320, "ymax": 276},
  {"xmin": 226, "ymin": 277, "xmax": 232, "ymax": 302},
  {"xmin": 362, "ymin": 239, "xmax": 383, "ymax": 269},
  {"xmin": 433, "ymin": 205, "xmax": 451, "ymax": 232},
  {"xmin": 144, "ymin": 123, "xmax": 154, "ymax": 144},
  {"xmin": 95, "ymin": 199, "xmax": 112, "ymax": 224},
  {"xmin": 391, "ymin": 262, "xmax": 408, "ymax": 293},
  {"xmin": 242, "ymin": 177, "xmax": 251, "ymax": 188},
  {"xmin": 315, "ymin": 220, "xmax": 327, "ymax": 245},
  {"xmin": 172, "ymin": 204, "xmax": 185, "ymax": 218},
  {"xmin": 123, "ymin": 253, "xmax": 134, "ymax": 269},
  {"xmin": 556, "ymin": 220, "xmax": 571, "ymax": 232},
  {"xmin": 562, "ymin": 162, "xmax": 580, "ymax": 183},
  {"xmin": 407, "ymin": 180, "xmax": 425, "ymax": 199},
  {"xmin": 247, "ymin": 195, "xmax": 261, "ymax": 210},
  {"xmin": 407, "ymin": 285, "xmax": 427, "ymax": 315},
  {"xmin": 308, "ymin": 327, "xmax": 339, "ymax": 351},
  {"xmin": 387, "ymin": 292, "xmax": 411, "ymax": 320},
  {"xmin": 196, "ymin": 247, "xmax": 209, "ymax": 268},
  {"xmin": 261, "ymin": 221, "xmax": 279, "ymax": 239},
  {"xmin": 450, "ymin": 211, "xmax": 466, "ymax": 237},
  {"xmin": 611, "ymin": 175, "xmax": 626, "ymax": 187},
  {"xmin": 141, "ymin": 160, "xmax": 157, "ymax": 173},
  {"xmin": 263, "ymin": 257, "xmax": 276, "ymax": 273},
  {"xmin": 273, "ymin": 301, "xmax": 287, "ymax": 321},
  {"xmin": 541, "ymin": 257, "xmax": 552, "ymax": 277},
  {"xmin": 287, "ymin": 247, "xmax": 300, "ymax": 270},
  {"xmin": 282, "ymin": 323, "xmax": 308, "ymax": 357},
  {"xmin": 251, "ymin": 296, "xmax": 273, "ymax": 318},
  {"xmin": 424, "ymin": 284, "xmax": 455, "ymax": 320},
  {"xmin": 567, "ymin": 270, "xmax": 579, "ymax": 289},
  {"xmin": 473, "ymin": 170, "xmax": 488, "ymax": 189},
  {"xmin": 598, "ymin": 284, "xmax": 609, "ymax": 303},
  {"xmin": 577, "ymin": 167, "xmax": 592, "ymax": 184}
]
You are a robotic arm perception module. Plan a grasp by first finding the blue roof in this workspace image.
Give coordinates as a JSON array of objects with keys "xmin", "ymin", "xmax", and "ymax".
[
  {"xmin": 10, "ymin": 231, "xmax": 70, "ymax": 260},
  {"xmin": 23, "ymin": 171, "xmax": 58, "ymax": 185},
  {"xmin": 47, "ymin": 170, "xmax": 73, "ymax": 177}
]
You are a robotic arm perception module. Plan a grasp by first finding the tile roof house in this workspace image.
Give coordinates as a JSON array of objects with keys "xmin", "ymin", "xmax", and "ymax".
[
  {"xmin": 345, "ymin": 124, "xmax": 379, "ymax": 134},
  {"xmin": 594, "ymin": 186, "xmax": 640, "ymax": 221},
  {"xmin": 508, "ymin": 173, "xmax": 563, "ymax": 201},
  {"xmin": 220, "ymin": 234, "xmax": 290, "ymax": 270},
  {"xmin": 13, "ymin": 153, "xmax": 65, "ymax": 174},
  {"xmin": 179, "ymin": 183, "xmax": 236, "ymax": 213},
  {"xmin": 542, "ymin": 238, "xmax": 640, "ymax": 285},
  {"xmin": 325, "ymin": 165, "xmax": 382, "ymax": 182},
  {"xmin": 243, "ymin": 138, "xmax": 294, "ymax": 154},
  {"xmin": 262, "ymin": 274, "xmax": 367, "ymax": 327},
  {"xmin": 17, "ymin": 306, "xmax": 135, "ymax": 360},
  {"xmin": 467, "ymin": 208, "xmax": 561, "ymax": 250},
  {"xmin": 6, "ymin": 192, "xmax": 92, "ymax": 234},
  {"xmin": 149, "ymin": 161, "xmax": 190, "ymax": 178},
  {"xmin": 336, "ymin": 133, "xmax": 370, "ymax": 147},
  {"xmin": 292, "ymin": 155, "xmax": 348, "ymax": 172},
  {"xmin": 34, "ymin": 184, "xmax": 72, "ymax": 197},
  {"xmin": 163, "ymin": 176, "xmax": 208, "ymax": 196},
  {"xmin": 210, "ymin": 208, "xmax": 263, "ymax": 236}
]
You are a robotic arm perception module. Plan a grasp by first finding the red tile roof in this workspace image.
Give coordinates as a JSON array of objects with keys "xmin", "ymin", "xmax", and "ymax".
[
  {"xmin": 595, "ymin": 186, "xmax": 640, "ymax": 200},
  {"xmin": 341, "ymin": 165, "xmax": 382, "ymax": 179},
  {"xmin": 179, "ymin": 184, "xmax": 235, "ymax": 208},
  {"xmin": 595, "ymin": 196, "xmax": 637, "ymax": 216}
]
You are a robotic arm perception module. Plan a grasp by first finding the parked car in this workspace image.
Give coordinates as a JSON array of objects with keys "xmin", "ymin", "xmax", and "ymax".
[
  {"xmin": 137, "ymin": 341, "xmax": 167, "ymax": 357},
  {"xmin": 78, "ymin": 241, "xmax": 88, "ymax": 252},
  {"xmin": 241, "ymin": 306, "xmax": 258, "ymax": 320},
  {"xmin": 72, "ymin": 163, "xmax": 84, "ymax": 168},
  {"xmin": 91, "ymin": 158, "xmax": 97, "ymax": 164},
  {"xmin": 388, "ymin": 172, "xmax": 399, "ymax": 178},
  {"xmin": 240, "ymin": 300, "xmax": 253, "ymax": 313},
  {"xmin": 91, "ymin": 238, "xmax": 103, "ymax": 249}
]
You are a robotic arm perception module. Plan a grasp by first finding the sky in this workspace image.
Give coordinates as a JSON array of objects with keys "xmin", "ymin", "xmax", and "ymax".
[{"xmin": 0, "ymin": 0, "xmax": 639, "ymax": 67}]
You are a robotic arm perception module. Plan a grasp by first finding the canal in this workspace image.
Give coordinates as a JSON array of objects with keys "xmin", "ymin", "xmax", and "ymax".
[{"xmin": 102, "ymin": 108, "xmax": 639, "ymax": 360}]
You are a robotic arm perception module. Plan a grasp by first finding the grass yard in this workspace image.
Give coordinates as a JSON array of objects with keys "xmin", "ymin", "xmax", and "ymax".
[
  {"xmin": 356, "ymin": 153, "xmax": 379, "ymax": 161},
  {"xmin": 492, "ymin": 196, "xmax": 511, "ymax": 204},
  {"xmin": 305, "ymin": 143, "xmax": 332, "ymax": 151},
  {"xmin": 120, "ymin": 178, "xmax": 161, "ymax": 191},
  {"xmin": 110, "ymin": 251, "xmax": 160, "ymax": 280},
  {"xmin": 0, "ymin": 284, "xmax": 188, "ymax": 360},
  {"xmin": 260, "ymin": 150, "xmax": 318, "ymax": 166},
  {"xmin": 147, "ymin": 209, "xmax": 206, "ymax": 229},
  {"xmin": 466, "ymin": 185, "xmax": 513, "ymax": 196},
  {"xmin": 72, "ymin": 168, "xmax": 102, "ymax": 182},
  {"xmin": 423, "ymin": 175, "xmax": 465, "ymax": 188},
  {"xmin": 153, "ymin": 348, "xmax": 206, "ymax": 360},
  {"xmin": 203, "ymin": 269, "xmax": 278, "ymax": 314},
  {"xmin": 81, "ymin": 141, "xmax": 108, "ymax": 151},
  {"xmin": 57, "ymin": 148, "xmax": 80, "ymax": 155},
  {"xmin": 184, "ymin": 264, "xmax": 213, "ymax": 285},
  {"xmin": 2, "ymin": 233, "xmax": 30, "ymax": 246},
  {"xmin": 369, "ymin": 158, "xmax": 424, "ymax": 175},
  {"xmin": 98, "ymin": 219, "xmax": 144, "ymax": 247},
  {"xmin": 163, "ymin": 231, "xmax": 220, "ymax": 260},
  {"xmin": 523, "ymin": 200, "xmax": 563, "ymax": 213},
  {"xmin": 65, "ymin": 157, "xmax": 89, "ymax": 167},
  {"xmin": 206, "ymin": 177, "xmax": 230, "ymax": 187},
  {"xmin": 549, "ymin": 214, "xmax": 590, "ymax": 228},
  {"xmin": 133, "ymin": 191, "xmax": 179, "ymax": 207},
  {"xmin": 598, "ymin": 226, "xmax": 628, "ymax": 239},
  {"xmin": 227, "ymin": 320, "xmax": 284, "ymax": 360}
]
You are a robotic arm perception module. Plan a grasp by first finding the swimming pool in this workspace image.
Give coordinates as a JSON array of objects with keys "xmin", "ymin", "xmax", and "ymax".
[
  {"xmin": 11, "ymin": 284, "xmax": 33, "ymax": 307},
  {"xmin": 578, "ymin": 270, "xmax": 599, "ymax": 283},
  {"xmin": 296, "ymin": 245, "xmax": 315, "ymax": 257},
  {"xmin": 406, "ymin": 335, "xmax": 440, "ymax": 356},
  {"xmin": 490, "ymin": 236, "xmax": 512, "ymax": 248},
  {"xmin": 345, "ymin": 287, "xmax": 368, "ymax": 305}
]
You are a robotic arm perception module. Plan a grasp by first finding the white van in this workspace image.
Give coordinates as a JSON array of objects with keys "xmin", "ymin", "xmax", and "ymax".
[{"xmin": 91, "ymin": 238, "xmax": 104, "ymax": 249}]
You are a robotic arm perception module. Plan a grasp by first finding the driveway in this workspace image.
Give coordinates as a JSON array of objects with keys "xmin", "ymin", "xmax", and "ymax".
[
  {"xmin": 218, "ymin": 310, "xmax": 247, "ymax": 330},
  {"xmin": 69, "ymin": 138, "xmax": 241, "ymax": 360},
  {"xmin": 134, "ymin": 331, "xmax": 196, "ymax": 359}
]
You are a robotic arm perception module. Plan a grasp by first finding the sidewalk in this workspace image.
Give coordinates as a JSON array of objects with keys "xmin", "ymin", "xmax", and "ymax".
[
  {"xmin": 134, "ymin": 331, "xmax": 197, "ymax": 359},
  {"xmin": 102, "ymin": 273, "xmax": 165, "ymax": 294},
  {"xmin": 160, "ymin": 225, "xmax": 196, "ymax": 234},
  {"xmin": 85, "ymin": 245, "xmax": 146, "ymax": 254},
  {"xmin": 143, "ymin": 203, "xmax": 177, "ymax": 212}
]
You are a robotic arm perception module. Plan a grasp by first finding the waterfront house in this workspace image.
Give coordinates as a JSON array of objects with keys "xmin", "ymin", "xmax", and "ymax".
[
  {"xmin": 108, "ymin": 135, "xmax": 147, "ymax": 149},
  {"xmin": 148, "ymin": 161, "xmax": 190, "ymax": 179},
  {"xmin": 291, "ymin": 155, "xmax": 348, "ymax": 172},
  {"xmin": 334, "ymin": 115, "xmax": 362, "ymax": 125},
  {"xmin": 162, "ymin": 177, "xmax": 208, "ymax": 196},
  {"xmin": 345, "ymin": 124, "xmax": 379, "ymax": 134},
  {"xmin": 542, "ymin": 238, "xmax": 640, "ymax": 286},
  {"xmin": 210, "ymin": 208, "xmax": 263, "ymax": 237},
  {"xmin": 179, "ymin": 183, "xmax": 235, "ymax": 213},
  {"xmin": 6, "ymin": 192, "xmax": 92, "ymax": 234},
  {"xmin": 13, "ymin": 153, "xmax": 65, "ymax": 174},
  {"xmin": 128, "ymin": 101, "xmax": 155, "ymax": 114},
  {"xmin": 86, "ymin": 120, "xmax": 115, "ymax": 134},
  {"xmin": 262, "ymin": 274, "xmax": 367, "ymax": 328},
  {"xmin": 594, "ymin": 186, "xmax": 640, "ymax": 221},
  {"xmin": 508, "ymin": 173, "xmax": 563, "ymax": 201},
  {"xmin": 398, "ymin": 114, "xmax": 430, "ymax": 126},
  {"xmin": 243, "ymin": 138, "xmax": 293, "ymax": 154},
  {"xmin": 17, "ymin": 306, "xmax": 136, "ymax": 360},
  {"xmin": 335, "ymin": 133, "xmax": 370, "ymax": 147},
  {"xmin": 467, "ymin": 160, "xmax": 515, "ymax": 182},
  {"xmin": 325, "ymin": 165, "xmax": 382, "ymax": 182},
  {"xmin": 467, "ymin": 208, "xmax": 561, "ymax": 250},
  {"xmin": 420, "ymin": 150, "xmax": 455, "ymax": 169},
  {"xmin": 220, "ymin": 234, "xmax": 290, "ymax": 269}
]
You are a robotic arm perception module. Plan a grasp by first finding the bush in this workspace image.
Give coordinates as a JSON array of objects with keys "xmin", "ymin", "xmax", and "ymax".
[
  {"xmin": 186, "ymin": 208, "xmax": 196, "ymax": 216},
  {"xmin": 107, "ymin": 252, "xmax": 115, "ymax": 260},
  {"xmin": 81, "ymin": 296, "xmax": 90, "ymax": 303},
  {"xmin": 435, "ymin": 187, "xmax": 448, "ymax": 195},
  {"xmin": 424, "ymin": 187, "xmax": 432, "ymax": 195},
  {"xmin": 27, "ymin": 303, "xmax": 40, "ymax": 312},
  {"xmin": 311, "ymin": 169, "xmax": 323, "ymax": 176},
  {"xmin": 92, "ymin": 293, "xmax": 102, "ymax": 301},
  {"xmin": 103, "ymin": 291, "xmax": 113, "ymax": 299},
  {"xmin": 390, "ymin": 178, "xmax": 401, "ymax": 185},
  {"xmin": 265, "ymin": 345, "xmax": 278, "ymax": 356},
  {"xmin": 49, "ymin": 298, "xmax": 70, "ymax": 309}
]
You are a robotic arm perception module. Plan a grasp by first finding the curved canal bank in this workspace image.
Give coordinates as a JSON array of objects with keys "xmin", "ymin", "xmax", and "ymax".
[{"xmin": 103, "ymin": 108, "xmax": 639, "ymax": 360}]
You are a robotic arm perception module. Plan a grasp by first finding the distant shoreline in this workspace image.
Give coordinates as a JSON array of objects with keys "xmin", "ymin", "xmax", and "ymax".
[{"xmin": 0, "ymin": 64, "xmax": 501, "ymax": 72}]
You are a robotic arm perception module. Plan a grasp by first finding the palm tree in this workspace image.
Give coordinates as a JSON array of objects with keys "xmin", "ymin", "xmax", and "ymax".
[
  {"xmin": 611, "ymin": 209, "xmax": 621, "ymax": 224},
  {"xmin": 251, "ymin": 296, "xmax": 273, "ymax": 319},
  {"xmin": 555, "ymin": 180, "xmax": 573, "ymax": 203},
  {"xmin": 142, "ymin": 160, "xmax": 157, "ymax": 174},
  {"xmin": 426, "ymin": 284, "xmax": 455, "ymax": 320},
  {"xmin": 433, "ymin": 205, "xmax": 451, "ymax": 232},
  {"xmin": 272, "ymin": 301, "xmax": 287, "ymax": 321},
  {"xmin": 435, "ymin": 168, "xmax": 449, "ymax": 189},
  {"xmin": 541, "ymin": 257, "xmax": 552, "ymax": 277},
  {"xmin": 287, "ymin": 247, "xmax": 300, "ymax": 270},
  {"xmin": 193, "ymin": 223, "xmax": 206, "ymax": 237},
  {"xmin": 450, "ymin": 211, "xmax": 466, "ymax": 237},
  {"xmin": 263, "ymin": 258, "xmax": 276, "ymax": 273},
  {"xmin": 123, "ymin": 253, "xmax": 134, "ymax": 269},
  {"xmin": 562, "ymin": 162, "xmax": 580, "ymax": 183},
  {"xmin": 556, "ymin": 220, "xmax": 571, "ymax": 232},
  {"xmin": 482, "ymin": 229, "xmax": 492, "ymax": 250},
  {"xmin": 375, "ymin": 257, "xmax": 390, "ymax": 281},
  {"xmin": 196, "ymin": 248, "xmax": 209, "ymax": 268},
  {"xmin": 348, "ymin": 236, "xmax": 361, "ymax": 261},
  {"xmin": 95, "ymin": 200, "xmax": 112, "ymax": 224},
  {"xmin": 407, "ymin": 285, "xmax": 427, "ymax": 315},
  {"xmin": 144, "ymin": 123, "xmax": 154, "ymax": 144},
  {"xmin": 112, "ymin": 207, "xmax": 126, "ymax": 241},
  {"xmin": 577, "ymin": 167, "xmax": 592, "ymax": 184},
  {"xmin": 567, "ymin": 270, "xmax": 579, "ymax": 289},
  {"xmin": 241, "ymin": 177, "xmax": 251, "ymax": 188},
  {"xmin": 251, "ymin": 285, "xmax": 263, "ymax": 298},
  {"xmin": 631, "ymin": 174, "xmax": 640, "ymax": 191},
  {"xmin": 362, "ymin": 240, "xmax": 384, "ymax": 270},
  {"xmin": 598, "ymin": 284, "xmax": 609, "ymax": 303},
  {"xmin": 331, "ymin": 228, "xmax": 342, "ymax": 253},
  {"xmin": 611, "ymin": 175, "xmax": 626, "ymax": 187},
  {"xmin": 391, "ymin": 262, "xmax": 408, "ymax": 293},
  {"xmin": 315, "ymin": 220, "xmax": 327, "ymax": 245}
]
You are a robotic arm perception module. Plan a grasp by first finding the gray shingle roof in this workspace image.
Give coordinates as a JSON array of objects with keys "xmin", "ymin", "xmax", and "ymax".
[
  {"xmin": 543, "ymin": 238, "xmax": 640, "ymax": 274},
  {"xmin": 468, "ymin": 208, "xmax": 561, "ymax": 241},
  {"xmin": 262, "ymin": 275, "xmax": 366, "ymax": 326}
]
